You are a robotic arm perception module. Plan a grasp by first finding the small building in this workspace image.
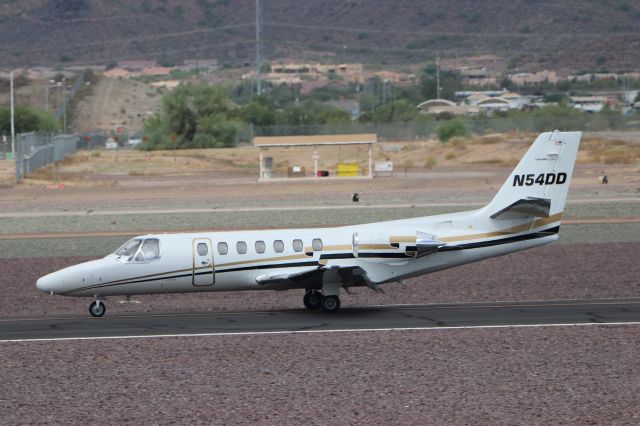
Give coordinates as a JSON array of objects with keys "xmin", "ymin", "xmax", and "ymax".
[
  {"xmin": 254, "ymin": 134, "xmax": 377, "ymax": 181},
  {"xmin": 476, "ymin": 97, "xmax": 512, "ymax": 113},
  {"xmin": 509, "ymin": 70, "xmax": 559, "ymax": 85},
  {"xmin": 459, "ymin": 68, "xmax": 497, "ymax": 86},
  {"xmin": 570, "ymin": 96, "xmax": 607, "ymax": 113},
  {"xmin": 417, "ymin": 99, "xmax": 479, "ymax": 116}
]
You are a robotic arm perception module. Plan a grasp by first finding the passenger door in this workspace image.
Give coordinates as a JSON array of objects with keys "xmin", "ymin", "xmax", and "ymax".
[{"xmin": 192, "ymin": 238, "xmax": 215, "ymax": 286}]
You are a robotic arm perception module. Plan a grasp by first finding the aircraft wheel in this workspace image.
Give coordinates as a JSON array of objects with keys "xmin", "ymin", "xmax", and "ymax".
[
  {"xmin": 303, "ymin": 290, "xmax": 322, "ymax": 310},
  {"xmin": 89, "ymin": 300, "xmax": 106, "ymax": 317},
  {"xmin": 321, "ymin": 295, "xmax": 341, "ymax": 313}
]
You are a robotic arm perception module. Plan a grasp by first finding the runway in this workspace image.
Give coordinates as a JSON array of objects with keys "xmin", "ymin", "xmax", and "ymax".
[{"xmin": 3, "ymin": 299, "xmax": 640, "ymax": 341}]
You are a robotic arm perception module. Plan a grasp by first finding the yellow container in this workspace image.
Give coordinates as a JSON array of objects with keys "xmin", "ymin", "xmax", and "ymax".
[{"xmin": 337, "ymin": 162, "xmax": 359, "ymax": 177}]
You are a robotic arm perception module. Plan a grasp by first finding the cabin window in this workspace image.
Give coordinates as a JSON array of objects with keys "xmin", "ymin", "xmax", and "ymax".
[
  {"xmin": 292, "ymin": 239, "xmax": 303, "ymax": 252},
  {"xmin": 255, "ymin": 240, "xmax": 266, "ymax": 254},
  {"xmin": 217, "ymin": 242, "xmax": 228, "ymax": 255},
  {"xmin": 237, "ymin": 241, "xmax": 247, "ymax": 254},
  {"xmin": 197, "ymin": 242, "xmax": 208, "ymax": 256},
  {"xmin": 141, "ymin": 238, "xmax": 160, "ymax": 260},
  {"xmin": 312, "ymin": 238, "xmax": 323, "ymax": 251},
  {"xmin": 273, "ymin": 240, "xmax": 285, "ymax": 253}
]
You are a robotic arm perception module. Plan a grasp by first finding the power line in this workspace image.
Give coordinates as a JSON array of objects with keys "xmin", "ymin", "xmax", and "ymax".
[
  {"xmin": 20, "ymin": 12, "xmax": 158, "ymax": 24},
  {"xmin": 264, "ymin": 21, "xmax": 640, "ymax": 39}
]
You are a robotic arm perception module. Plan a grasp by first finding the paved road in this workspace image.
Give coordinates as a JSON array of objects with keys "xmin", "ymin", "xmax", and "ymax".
[{"xmin": 2, "ymin": 299, "xmax": 640, "ymax": 341}]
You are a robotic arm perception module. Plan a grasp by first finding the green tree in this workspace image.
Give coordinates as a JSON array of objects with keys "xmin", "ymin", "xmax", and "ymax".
[
  {"xmin": 366, "ymin": 99, "xmax": 417, "ymax": 123},
  {"xmin": 0, "ymin": 106, "xmax": 60, "ymax": 134},
  {"xmin": 419, "ymin": 64, "xmax": 461, "ymax": 100},
  {"xmin": 436, "ymin": 119, "xmax": 468, "ymax": 142},
  {"xmin": 277, "ymin": 101, "xmax": 350, "ymax": 126},
  {"xmin": 234, "ymin": 99, "xmax": 277, "ymax": 126},
  {"xmin": 144, "ymin": 84, "xmax": 240, "ymax": 150}
]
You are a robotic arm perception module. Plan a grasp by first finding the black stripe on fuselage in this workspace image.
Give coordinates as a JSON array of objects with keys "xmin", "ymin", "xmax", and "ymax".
[
  {"xmin": 216, "ymin": 261, "xmax": 320, "ymax": 274},
  {"xmin": 437, "ymin": 226, "xmax": 559, "ymax": 251}
]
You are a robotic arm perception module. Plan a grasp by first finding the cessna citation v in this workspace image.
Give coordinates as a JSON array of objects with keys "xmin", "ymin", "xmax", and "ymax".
[{"xmin": 37, "ymin": 131, "xmax": 581, "ymax": 316}]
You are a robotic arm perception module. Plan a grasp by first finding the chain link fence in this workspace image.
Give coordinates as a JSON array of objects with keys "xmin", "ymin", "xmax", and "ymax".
[
  {"xmin": 14, "ymin": 133, "xmax": 78, "ymax": 182},
  {"xmin": 253, "ymin": 115, "xmax": 640, "ymax": 141}
]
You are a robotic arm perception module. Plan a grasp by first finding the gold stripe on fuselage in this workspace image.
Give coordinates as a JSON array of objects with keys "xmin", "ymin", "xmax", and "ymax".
[
  {"xmin": 359, "ymin": 244, "xmax": 396, "ymax": 250},
  {"xmin": 389, "ymin": 236, "xmax": 416, "ymax": 244},
  {"xmin": 322, "ymin": 244, "xmax": 352, "ymax": 251}
]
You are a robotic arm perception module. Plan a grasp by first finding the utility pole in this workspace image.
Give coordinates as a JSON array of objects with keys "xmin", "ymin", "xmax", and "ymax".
[
  {"xmin": 436, "ymin": 53, "xmax": 441, "ymax": 99},
  {"xmin": 10, "ymin": 71, "xmax": 15, "ymax": 158},
  {"xmin": 255, "ymin": 0, "xmax": 262, "ymax": 96},
  {"xmin": 382, "ymin": 79, "xmax": 388, "ymax": 105},
  {"xmin": 62, "ymin": 76, "xmax": 67, "ymax": 133}
]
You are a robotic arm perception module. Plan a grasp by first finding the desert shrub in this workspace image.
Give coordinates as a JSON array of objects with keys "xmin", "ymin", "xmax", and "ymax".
[
  {"xmin": 425, "ymin": 156, "xmax": 437, "ymax": 169},
  {"xmin": 436, "ymin": 119, "xmax": 468, "ymax": 142}
]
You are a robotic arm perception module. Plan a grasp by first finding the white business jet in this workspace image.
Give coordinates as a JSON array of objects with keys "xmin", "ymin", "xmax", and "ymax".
[{"xmin": 37, "ymin": 131, "xmax": 581, "ymax": 316}]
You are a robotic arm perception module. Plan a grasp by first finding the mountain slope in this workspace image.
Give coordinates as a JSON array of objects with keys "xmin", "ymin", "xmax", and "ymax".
[{"xmin": 1, "ymin": 0, "xmax": 639, "ymax": 71}]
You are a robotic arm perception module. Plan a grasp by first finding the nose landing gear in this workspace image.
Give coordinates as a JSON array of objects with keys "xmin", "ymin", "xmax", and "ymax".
[{"xmin": 89, "ymin": 298, "xmax": 106, "ymax": 317}]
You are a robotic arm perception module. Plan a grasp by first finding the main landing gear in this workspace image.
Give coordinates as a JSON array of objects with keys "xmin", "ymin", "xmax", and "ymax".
[
  {"xmin": 303, "ymin": 290, "xmax": 341, "ymax": 313},
  {"xmin": 89, "ymin": 299, "xmax": 106, "ymax": 317}
]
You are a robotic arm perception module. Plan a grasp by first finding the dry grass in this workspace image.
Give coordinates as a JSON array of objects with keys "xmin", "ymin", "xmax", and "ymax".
[
  {"xmin": 582, "ymin": 138, "xmax": 640, "ymax": 164},
  {"xmin": 19, "ymin": 133, "xmax": 640, "ymax": 185},
  {"xmin": 470, "ymin": 134, "xmax": 510, "ymax": 145}
]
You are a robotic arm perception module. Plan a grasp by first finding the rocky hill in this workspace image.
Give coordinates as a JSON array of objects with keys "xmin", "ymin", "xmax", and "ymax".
[{"xmin": 1, "ymin": 0, "xmax": 640, "ymax": 72}]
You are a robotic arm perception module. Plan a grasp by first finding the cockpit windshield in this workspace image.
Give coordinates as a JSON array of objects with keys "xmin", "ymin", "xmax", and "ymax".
[
  {"xmin": 114, "ymin": 238, "xmax": 160, "ymax": 262},
  {"xmin": 114, "ymin": 239, "xmax": 142, "ymax": 260}
]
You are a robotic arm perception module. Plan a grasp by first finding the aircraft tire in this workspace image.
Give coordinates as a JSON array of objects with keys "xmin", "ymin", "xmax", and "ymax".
[
  {"xmin": 89, "ymin": 301, "xmax": 106, "ymax": 317},
  {"xmin": 321, "ymin": 295, "xmax": 340, "ymax": 313},
  {"xmin": 303, "ymin": 290, "xmax": 322, "ymax": 310}
]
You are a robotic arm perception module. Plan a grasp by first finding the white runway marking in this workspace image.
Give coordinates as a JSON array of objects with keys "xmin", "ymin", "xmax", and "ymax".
[{"xmin": 3, "ymin": 321, "xmax": 640, "ymax": 344}]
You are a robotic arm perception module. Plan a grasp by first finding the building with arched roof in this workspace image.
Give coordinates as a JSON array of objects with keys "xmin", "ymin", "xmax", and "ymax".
[{"xmin": 416, "ymin": 99, "xmax": 478, "ymax": 116}]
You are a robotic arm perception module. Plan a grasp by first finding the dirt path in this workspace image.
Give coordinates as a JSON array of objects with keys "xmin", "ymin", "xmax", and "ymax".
[{"xmin": 73, "ymin": 77, "xmax": 160, "ymax": 133}]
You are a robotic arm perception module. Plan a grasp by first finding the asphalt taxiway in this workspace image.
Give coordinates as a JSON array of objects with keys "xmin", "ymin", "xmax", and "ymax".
[{"xmin": 2, "ymin": 299, "xmax": 640, "ymax": 341}]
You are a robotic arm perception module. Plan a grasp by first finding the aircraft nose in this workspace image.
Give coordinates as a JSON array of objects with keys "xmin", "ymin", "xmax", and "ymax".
[{"xmin": 36, "ymin": 274, "xmax": 58, "ymax": 294}]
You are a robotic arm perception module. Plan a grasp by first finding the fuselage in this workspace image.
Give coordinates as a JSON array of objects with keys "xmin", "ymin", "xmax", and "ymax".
[{"xmin": 36, "ymin": 207, "xmax": 560, "ymax": 298}]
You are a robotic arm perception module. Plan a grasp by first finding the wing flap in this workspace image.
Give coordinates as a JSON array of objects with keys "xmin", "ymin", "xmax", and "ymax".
[{"xmin": 255, "ymin": 266, "xmax": 322, "ymax": 286}]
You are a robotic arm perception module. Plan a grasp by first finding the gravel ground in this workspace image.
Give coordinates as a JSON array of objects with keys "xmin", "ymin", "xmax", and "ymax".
[
  {"xmin": 1, "ymin": 162, "xmax": 636, "ymax": 213},
  {"xmin": 4, "ymin": 242, "xmax": 639, "ymax": 318},
  {"xmin": 2, "ymin": 326, "xmax": 640, "ymax": 425}
]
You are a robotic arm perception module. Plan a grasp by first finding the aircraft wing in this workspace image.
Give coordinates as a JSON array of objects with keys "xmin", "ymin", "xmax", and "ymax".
[
  {"xmin": 255, "ymin": 265, "xmax": 367, "ymax": 290},
  {"xmin": 255, "ymin": 266, "xmax": 324, "ymax": 286}
]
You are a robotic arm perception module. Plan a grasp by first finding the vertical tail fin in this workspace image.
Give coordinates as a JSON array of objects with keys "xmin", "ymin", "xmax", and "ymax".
[{"xmin": 483, "ymin": 131, "xmax": 581, "ymax": 220}]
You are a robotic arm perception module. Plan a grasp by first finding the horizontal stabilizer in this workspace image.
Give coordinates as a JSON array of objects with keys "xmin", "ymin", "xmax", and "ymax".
[{"xmin": 490, "ymin": 197, "xmax": 551, "ymax": 220}]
